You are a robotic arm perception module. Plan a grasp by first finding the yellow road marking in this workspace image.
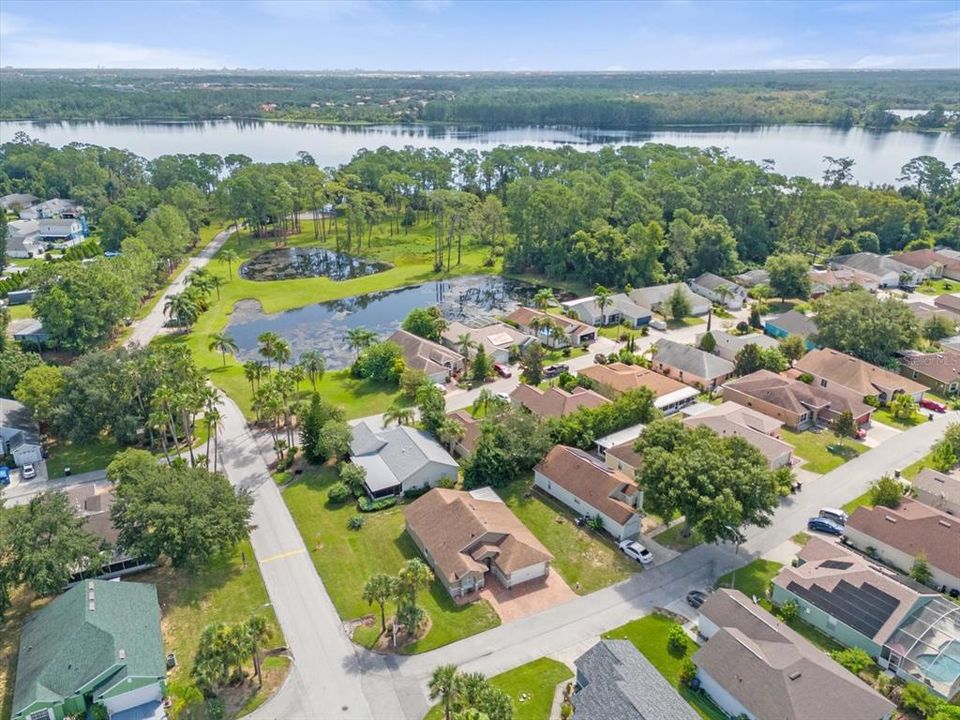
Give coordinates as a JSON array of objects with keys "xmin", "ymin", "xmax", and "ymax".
[{"xmin": 261, "ymin": 548, "xmax": 307, "ymax": 564}]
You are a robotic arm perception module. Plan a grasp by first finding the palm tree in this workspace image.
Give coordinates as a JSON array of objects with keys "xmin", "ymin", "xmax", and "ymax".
[
  {"xmin": 299, "ymin": 350, "xmax": 326, "ymax": 390},
  {"xmin": 346, "ymin": 327, "xmax": 377, "ymax": 360},
  {"xmin": 455, "ymin": 333, "xmax": 476, "ymax": 376},
  {"xmin": 208, "ymin": 332, "xmax": 238, "ymax": 366},
  {"xmin": 219, "ymin": 248, "xmax": 239, "ymax": 278},
  {"xmin": 363, "ymin": 574, "xmax": 399, "ymax": 635},
  {"xmin": 533, "ymin": 287, "xmax": 555, "ymax": 311},
  {"xmin": 429, "ymin": 664, "xmax": 462, "ymax": 720},
  {"xmin": 243, "ymin": 360, "xmax": 267, "ymax": 393},
  {"xmin": 187, "ymin": 268, "xmax": 215, "ymax": 300},
  {"xmin": 204, "ymin": 406, "xmax": 223, "ymax": 472},
  {"xmin": 549, "ymin": 321, "xmax": 567, "ymax": 348},
  {"xmin": 244, "ymin": 615, "xmax": 271, "ymax": 688},
  {"xmin": 257, "ymin": 331, "xmax": 281, "ymax": 370},
  {"xmin": 437, "ymin": 418, "xmax": 464, "ymax": 455},
  {"xmin": 209, "ymin": 274, "xmax": 223, "ymax": 301},
  {"xmin": 164, "ymin": 292, "xmax": 200, "ymax": 331},
  {"xmin": 594, "ymin": 284, "xmax": 612, "ymax": 326},
  {"xmin": 383, "ymin": 404, "xmax": 414, "ymax": 427},
  {"xmin": 273, "ymin": 338, "xmax": 292, "ymax": 369},
  {"xmin": 472, "ymin": 388, "xmax": 494, "ymax": 417}
]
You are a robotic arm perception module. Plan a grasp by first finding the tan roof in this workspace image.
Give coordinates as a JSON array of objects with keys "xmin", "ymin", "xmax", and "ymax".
[
  {"xmin": 900, "ymin": 348, "xmax": 960, "ymax": 384},
  {"xmin": 66, "ymin": 483, "xmax": 118, "ymax": 546},
  {"xmin": 442, "ymin": 321, "xmax": 534, "ymax": 357},
  {"xmin": 683, "ymin": 415, "xmax": 792, "ymax": 465},
  {"xmin": 695, "ymin": 590, "xmax": 895, "ymax": 720},
  {"xmin": 796, "ymin": 348, "xmax": 926, "ymax": 398},
  {"xmin": 535, "ymin": 445, "xmax": 638, "ymax": 524},
  {"xmin": 935, "ymin": 294, "xmax": 960, "ymax": 314},
  {"xmin": 604, "ymin": 440, "xmax": 643, "ymax": 470},
  {"xmin": 504, "ymin": 307, "xmax": 595, "ymax": 337},
  {"xmin": 847, "ymin": 498, "xmax": 960, "ymax": 578},
  {"xmin": 687, "ymin": 401, "xmax": 783, "ymax": 434},
  {"xmin": 809, "ymin": 267, "xmax": 880, "ymax": 292},
  {"xmin": 722, "ymin": 369, "xmax": 872, "ymax": 418},
  {"xmin": 404, "ymin": 488, "xmax": 552, "ymax": 584},
  {"xmin": 895, "ymin": 249, "xmax": 960, "ymax": 272},
  {"xmin": 774, "ymin": 537, "xmax": 931, "ymax": 643},
  {"xmin": 579, "ymin": 362, "xmax": 689, "ymax": 397},
  {"xmin": 388, "ymin": 329, "xmax": 463, "ymax": 377},
  {"xmin": 447, "ymin": 410, "xmax": 482, "ymax": 454},
  {"xmin": 510, "ymin": 384, "xmax": 609, "ymax": 418},
  {"xmin": 905, "ymin": 301, "xmax": 959, "ymax": 327},
  {"xmin": 913, "ymin": 468, "xmax": 960, "ymax": 509}
]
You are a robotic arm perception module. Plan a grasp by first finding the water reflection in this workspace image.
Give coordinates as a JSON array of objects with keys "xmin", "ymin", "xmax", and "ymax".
[{"xmin": 239, "ymin": 246, "xmax": 389, "ymax": 281}]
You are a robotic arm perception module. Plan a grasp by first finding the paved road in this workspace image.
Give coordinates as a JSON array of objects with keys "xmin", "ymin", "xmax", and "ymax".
[
  {"xmin": 4, "ymin": 468, "xmax": 107, "ymax": 506},
  {"xmin": 125, "ymin": 225, "xmax": 235, "ymax": 348}
]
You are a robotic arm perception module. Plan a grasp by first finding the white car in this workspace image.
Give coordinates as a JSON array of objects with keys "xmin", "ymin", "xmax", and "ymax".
[
  {"xmin": 21, "ymin": 463, "xmax": 37, "ymax": 480},
  {"xmin": 495, "ymin": 391, "xmax": 511, "ymax": 402},
  {"xmin": 618, "ymin": 540, "xmax": 654, "ymax": 565}
]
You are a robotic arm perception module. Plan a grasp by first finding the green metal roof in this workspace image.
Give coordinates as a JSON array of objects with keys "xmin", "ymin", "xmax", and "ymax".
[{"xmin": 13, "ymin": 579, "xmax": 165, "ymax": 717}]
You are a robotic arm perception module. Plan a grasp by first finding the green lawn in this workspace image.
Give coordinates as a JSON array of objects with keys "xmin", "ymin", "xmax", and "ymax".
[
  {"xmin": 654, "ymin": 523, "xmax": 703, "ymax": 552},
  {"xmin": 541, "ymin": 345, "xmax": 589, "ymax": 364},
  {"xmin": 842, "ymin": 489, "xmax": 874, "ymax": 515},
  {"xmin": 781, "ymin": 428, "xmax": 865, "ymax": 474},
  {"xmin": 872, "ymin": 406, "xmax": 928, "ymax": 431},
  {"xmin": 497, "ymin": 477, "xmax": 635, "ymax": 594},
  {"xmin": 282, "ymin": 466, "xmax": 499, "ymax": 654},
  {"xmin": 44, "ymin": 436, "xmax": 121, "ymax": 477},
  {"xmin": 902, "ymin": 450, "xmax": 937, "ymax": 480},
  {"xmin": 916, "ymin": 278, "xmax": 959, "ymax": 296},
  {"xmin": 715, "ymin": 559, "xmax": 783, "ymax": 600},
  {"xmin": 424, "ymin": 658, "xmax": 573, "ymax": 720},
  {"xmin": 6, "ymin": 304, "xmax": 33, "ymax": 320},
  {"xmin": 603, "ymin": 614, "xmax": 728, "ymax": 720},
  {"xmin": 667, "ymin": 316, "xmax": 705, "ymax": 329}
]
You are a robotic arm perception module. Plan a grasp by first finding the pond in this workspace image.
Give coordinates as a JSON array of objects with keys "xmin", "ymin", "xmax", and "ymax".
[
  {"xmin": 226, "ymin": 274, "xmax": 554, "ymax": 370},
  {"xmin": 239, "ymin": 246, "xmax": 389, "ymax": 281}
]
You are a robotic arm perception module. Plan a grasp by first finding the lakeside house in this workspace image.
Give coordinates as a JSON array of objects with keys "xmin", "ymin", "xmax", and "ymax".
[
  {"xmin": 503, "ymin": 307, "xmax": 597, "ymax": 348},
  {"xmin": 349, "ymin": 421, "xmax": 459, "ymax": 498},
  {"xmin": 388, "ymin": 329, "xmax": 464, "ymax": 383},
  {"xmin": 795, "ymin": 348, "xmax": 926, "ymax": 404},
  {"xmin": 561, "ymin": 293, "xmax": 652, "ymax": 328},
  {"xmin": 441, "ymin": 321, "xmax": 535, "ymax": 364}
]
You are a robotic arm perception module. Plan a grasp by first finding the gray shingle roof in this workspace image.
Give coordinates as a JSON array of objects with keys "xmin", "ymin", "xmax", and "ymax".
[
  {"xmin": 350, "ymin": 422, "xmax": 458, "ymax": 493},
  {"xmin": 766, "ymin": 310, "xmax": 818, "ymax": 338},
  {"xmin": 574, "ymin": 639, "xmax": 700, "ymax": 720},
  {"xmin": 653, "ymin": 339, "xmax": 734, "ymax": 380}
]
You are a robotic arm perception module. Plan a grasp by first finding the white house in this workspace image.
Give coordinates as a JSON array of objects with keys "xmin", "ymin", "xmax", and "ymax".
[
  {"xmin": 562, "ymin": 293, "xmax": 652, "ymax": 328},
  {"xmin": 39, "ymin": 218, "xmax": 85, "ymax": 248},
  {"xmin": 688, "ymin": 273, "xmax": 747, "ymax": 310},
  {"xmin": 349, "ymin": 422, "xmax": 460, "ymax": 498},
  {"xmin": 6, "ymin": 219, "xmax": 43, "ymax": 259},
  {"xmin": 19, "ymin": 197, "xmax": 84, "ymax": 221},
  {"xmin": 441, "ymin": 321, "xmax": 535, "ymax": 365},
  {"xmin": 628, "ymin": 283, "xmax": 710, "ymax": 317},
  {"xmin": 829, "ymin": 252, "xmax": 924, "ymax": 289}
]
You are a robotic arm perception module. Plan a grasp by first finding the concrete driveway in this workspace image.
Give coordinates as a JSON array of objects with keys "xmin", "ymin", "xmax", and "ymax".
[
  {"xmin": 863, "ymin": 420, "xmax": 902, "ymax": 449},
  {"xmin": 476, "ymin": 569, "xmax": 577, "ymax": 624}
]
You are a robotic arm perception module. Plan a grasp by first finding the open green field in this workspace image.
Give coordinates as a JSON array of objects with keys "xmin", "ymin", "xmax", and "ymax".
[
  {"xmin": 781, "ymin": 428, "xmax": 865, "ymax": 474},
  {"xmin": 497, "ymin": 477, "xmax": 635, "ymax": 594},
  {"xmin": 282, "ymin": 466, "xmax": 499, "ymax": 654},
  {"xmin": 424, "ymin": 657, "xmax": 573, "ymax": 720}
]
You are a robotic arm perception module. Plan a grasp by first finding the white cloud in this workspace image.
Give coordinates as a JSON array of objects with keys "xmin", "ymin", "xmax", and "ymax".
[
  {"xmin": 605, "ymin": 64, "xmax": 627, "ymax": 71},
  {"xmin": 1, "ymin": 37, "xmax": 226, "ymax": 69},
  {"xmin": 853, "ymin": 55, "xmax": 898, "ymax": 68},
  {"xmin": 768, "ymin": 57, "xmax": 832, "ymax": 69}
]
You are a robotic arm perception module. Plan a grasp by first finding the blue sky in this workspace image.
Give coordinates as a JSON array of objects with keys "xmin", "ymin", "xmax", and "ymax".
[{"xmin": 1, "ymin": 1, "xmax": 957, "ymax": 70}]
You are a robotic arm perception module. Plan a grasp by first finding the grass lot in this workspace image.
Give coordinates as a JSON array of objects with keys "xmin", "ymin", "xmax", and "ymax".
[
  {"xmin": 917, "ymin": 278, "xmax": 959, "ymax": 296},
  {"xmin": 715, "ymin": 558, "xmax": 783, "ymax": 600},
  {"xmin": 654, "ymin": 523, "xmax": 703, "ymax": 552},
  {"xmin": 282, "ymin": 466, "xmax": 499, "ymax": 654},
  {"xmin": 497, "ymin": 477, "xmax": 635, "ymax": 594},
  {"xmin": 791, "ymin": 531, "xmax": 811, "ymax": 546},
  {"xmin": 781, "ymin": 428, "xmax": 865, "ymax": 474},
  {"xmin": 872, "ymin": 406, "xmax": 927, "ymax": 431},
  {"xmin": 667, "ymin": 316, "xmax": 705, "ymax": 329},
  {"xmin": 424, "ymin": 658, "xmax": 573, "ymax": 720},
  {"xmin": 603, "ymin": 614, "xmax": 728, "ymax": 720},
  {"xmin": 44, "ymin": 436, "xmax": 121, "ymax": 477},
  {"xmin": 843, "ymin": 489, "xmax": 875, "ymax": 515},
  {"xmin": 6, "ymin": 304, "xmax": 33, "ymax": 320},
  {"xmin": 902, "ymin": 450, "xmax": 937, "ymax": 480}
]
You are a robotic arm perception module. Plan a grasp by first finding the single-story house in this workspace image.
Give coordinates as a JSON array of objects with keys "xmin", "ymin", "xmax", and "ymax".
[
  {"xmin": 721, "ymin": 369, "xmax": 873, "ymax": 429},
  {"xmin": 7, "ymin": 288, "xmax": 36, "ymax": 306},
  {"xmin": 445, "ymin": 410, "xmax": 482, "ymax": 457},
  {"xmin": 694, "ymin": 589, "xmax": 895, "ymax": 720},
  {"xmin": 6, "ymin": 219, "xmax": 43, "ymax": 258},
  {"xmin": 405, "ymin": 488, "xmax": 553, "ymax": 599},
  {"xmin": 0, "ymin": 397, "xmax": 44, "ymax": 466},
  {"xmin": 829, "ymin": 252, "xmax": 923, "ymax": 288},
  {"xmin": 12, "ymin": 580, "xmax": 167, "ymax": 720},
  {"xmin": 795, "ymin": 348, "xmax": 926, "ymax": 404},
  {"xmin": 534, "ymin": 445, "xmax": 642, "ymax": 540},
  {"xmin": 732, "ymin": 268, "xmax": 769, "ymax": 288},
  {"xmin": 688, "ymin": 272, "xmax": 747, "ymax": 309},
  {"xmin": 578, "ymin": 362, "xmax": 698, "ymax": 414},
  {"xmin": 349, "ymin": 421, "xmax": 460, "ymax": 498},
  {"xmin": 0, "ymin": 193, "xmax": 39, "ymax": 212},
  {"xmin": 809, "ymin": 267, "xmax": 882, "ymax": 297},
  {"xmin": 651, "ymin": 339, "xmax": 735, "ymax": 390},
  {"xmin": 603, "ymin": 440, "xmax": 644, "ymax": 477},
  {"xmin": 629, "ymin": 283, "xmax": 709, "ymax": 317},
  {"xmin": 441, "ymin": 321, "xmax": 535, "ymax": 365},
  {"xmin": 899, "ymin": 348, "xmax": 960, "ymax": 395},
  {"xmin": 12, "ymin": 319, "xmax": 50, "ymax": 346},
  {"xmin": 764, "ymin": 309, "xmax": 818, "ymax": 348},
  {"xmin": 19, "ymin": 198, "xmax": 84, "ymax": 221},
  {"xmin": 934, "ymin": 294, "xmax": 960, "ymax": 316},
  {"xmin": 683, "ymin": 401, "xmax": 793, "ymax": 468},
  {"xmin": 695, "ymin": 329, "xmax": 780, "ymax": 363},
  {"xmin": 503, "ymin": 307, "xmax": 597, "ymax": 347},
  {"xmin": 509, "ymin": 384, "xmax": 609, "ymax": 419},
  {"xmin": 388, "ymin": 329, "xmax": 464, "ymax": 383},
  {"xmin": 895, "ymin": 248, "xmax": 960, "ymax": 282},
  {"xmin": 39, "ymin": 218, "xmax": 86, "ymax": 247},
  {"xmin": 912, "ymin": 468, "xmax": 960, "ymax": 516},
  {"xmin": 573, "ymin": 639, "xmax": 700, "ymax": 720},
  {"xmin": 561, "ymin": 293, "xmax": 652, "ymax": 328},
  {"xmin": 845, "ymin": 498, "xmax": 960, "ymax": 594},
  {"xmin": 905, "ymin": 301, "xmax": 959, "ymax": 330}
]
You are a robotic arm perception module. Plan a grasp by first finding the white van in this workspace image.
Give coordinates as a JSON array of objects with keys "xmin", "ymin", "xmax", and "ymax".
[{"xmin": 819, "ymin": 507, "xmax": 848, "ymax": 525}]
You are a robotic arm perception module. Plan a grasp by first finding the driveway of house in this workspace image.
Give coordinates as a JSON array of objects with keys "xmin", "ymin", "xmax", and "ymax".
[
  {"xmin": 477, "ymin": 569, "xmax": 577, "ymax": 623},
  {"xmin": 864, "ymin": 420, "xmax": 902, "ymax": 449}
]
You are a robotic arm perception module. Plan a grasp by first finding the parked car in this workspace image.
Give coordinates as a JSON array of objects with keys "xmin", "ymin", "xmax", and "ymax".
[
  {"xmin": 496, "ymin": 391, "xmax": 511, "ymax": 402},
  {"xmin": 855, "ymin": 427, "xmax": 867, "ymax": 440},
  {"xmin": 618, "ymin": 540, "xmax": 654, "ymax": 565},
  {"xmin": 433, "ymin": 383, "xmax": 448, "ymax": 394},
  {"xmin": 819, "ymin": 507, "xmax": 848, "ymax": 525},
  {"xmin": 686, "ymin": 590, "xmax": 708, "ymax": 608},
  {"xmin": 649, "ymin": 319, "xmax": 667, "ymax": 331},
  {"xmin": 544, "ymin": 363, "xmax": 569, "ymax": 378},
  {"xmin": 807, "ymin": 516, "xmax": 844, "ymax": 536},
  {"xmin": 493, "ymin": 363, "xmax": 512, "ymax": 378},
  {"xmin": 21, "ymin": 464, "xmax": 37, "ymax": 480},
  {"xmin": 0, "ymin": 466, "xmax": 8, "ymax": 485},
  {"xmin": 920, "ymin": 398, "xmax": 947, "ymax": 413}
]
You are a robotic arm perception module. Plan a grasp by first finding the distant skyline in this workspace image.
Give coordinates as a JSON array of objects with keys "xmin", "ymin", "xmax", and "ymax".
[{"xmin": 1, "ymin": 0, "xmax": 957, "ymax": 71}]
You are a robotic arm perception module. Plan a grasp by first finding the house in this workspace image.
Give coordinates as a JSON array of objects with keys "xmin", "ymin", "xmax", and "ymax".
[
  {"xmin": 7, "ymin": 288, "xmax": 36, "ymax": 306},
  {"xmin": 0, "ymin": 192, "xmax": 38, "ymax": 212},
  {"xmin": 899, "ymin": 348, "xmax": 960, "ymax": 395},
  {"xmin": 651, "ymin": 339, "xmax": 734, "ymax": 390},
  {"xmin": 764, "ymin": 309, "xmax": 818, "ymax": 348},
  {"xmin": 895, "ymin": 248, "xmax": 960, "ymax": 282},
  {"xmin": 445, "ymin": 410, "xmax": 481, "ymax": 457},
  {"xmin": 534, "ymin": 445, "xmax": 642, "ymax": 540},
  {"xmin": 0, "ymin": 397, "xmax": 44, "ymax": 466},
  {"xmin": 694, "ymin": 589, "xmax": 895, "ymax": 720},
  {"xmin": 573, "ymin": 639, "xmax": 700, "ymax": 720},
  {"xmin": 721, "ymin": 369, "xmax": 873, "ymax": 429},
  {"xmin": 683, "ymin": 401, "xmax": 793, "ymax": 468},
  {"xmin": 349, "ymin": 422, "xmax": 460, "ymax": 498},
  {"xmin": 503, "ymin": 307, "xmax": 597, "ymax": 348},
  {"xmin": 732, "ymin": 268, "xmax": 769, "ymax": 288},
  {"xmin": 809, "ymin": 267, "xmax": 881, "ymax": 297},
  {"xmin": 39, "ymin": 218, "xmax": 86, "ymax": 247},
  {"xmin": 6, "ymin": 219, "xmax": 43, "ymax": 258},
  {"xmin": 688, "ymin": 272, "xmax": 747, "ymax": 309},
  {"xmin": 695, "ymin": 329, "xmax": 780, "ymax": 363},
  {"xmin": 441, "ymin": 321, "xmax": 535, "ymax": 364},
  {"xmin": 561, "ymin": 293, "xmax": 652, "ymax": 327},
  {"xmin": 11, "ymin": 318, "xmax": 49, "ymax": 346},
  {"xmin": 844, "ymin": 498, "xmax": 960, "ymax": 594},
  {"xmin": 387, "ymin": 329, "xmax": 463, "ymax": 383},
  {"xmin": 12, "ymin": 580, "xmax": 167, "ymax": 720},
  {"xmin": 912, "ymin": 468, "xmax": 960, "ymax": 516},
  {"xmin": 934, "ymin": 294, "xmax": 960, "ymax": 316},
  {"xmin": 795, "ymin": 348, "xmax": 926, "ymax": 404},
  {"xmin": 404, "ymin": 488, "xmax": 552, "ymax": 599},
  {"xmin": 603, "ymin": 440, "xmax": 644, "ymax": 477},
  {"xmin": 579, "ymin": 362, "xmax": 698, "ymax": 414},
  {"xmin": 905, "ymin": 301, "xmax": 959, "ymax": 330},
  {"xmin": 19, "ymin": 198, "xmax": 85, "ymax": 221},
  {"xmin": 629, "ymin": 283, "xmax": 710, "ymax": 317},
  {"xmin": 509, "ymin": 384, "xmax": 609, "ymax": 419},
  {"xmin": 829, "ymin": 252, "xmax": 923, "ymax": 288}
]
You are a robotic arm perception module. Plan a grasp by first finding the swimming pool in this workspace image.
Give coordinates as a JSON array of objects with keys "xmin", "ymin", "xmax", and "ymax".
[{"xmin": 915, "ymin": 641, "xmax": 960, "ymax": 685}]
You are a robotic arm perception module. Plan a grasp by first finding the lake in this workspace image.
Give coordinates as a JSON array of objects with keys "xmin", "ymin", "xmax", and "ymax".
[
  {"xmin": 225, "ymin": 274, "xmax": 550, "ymax": 369},
  {"xmin": 239, "ymin": 246, "xmax": 389, "ymax": 281},
  {"xmin": 2, "ymin": 120, "xmax": 957, "ymax": 186}
]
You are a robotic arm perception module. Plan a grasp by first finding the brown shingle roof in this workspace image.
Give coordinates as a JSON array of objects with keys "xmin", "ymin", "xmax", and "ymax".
[
  {"xmin": 604, "ymin": 441, "xmax": 643, "ymax": 470},
  {"xmin": 447, "ymin": 410, "xmax": 481, "ymax": 454},
  {"xmin": 900, "ymin": 349, "xmax": 960, "ymax": 384},
  {"xmin": 847, "ymin": 498, "xmax": 960, "ymax": 578},
  {"xmin": 579, "ymin": 362, "xmax": 689, "ymax": 398},
  {"xmin": 504, "ymin": 307, "xmax": 595, "ymax": 337},
  {"xmin": 404, "ymin": 488, "xmax": 552, "ymax": 584},
  {"xmin": 935, "ymin": 294, "xmax": 960, "ymax": 314},
  {"xmin": 683, "ymin": 415, "xmax": 792, "ymax": 465},
  {"xmin": 913, "ymin": 468, "xmax": 960, "ymax": 510},
  {"xmin": 535, "ymin": 445, "xmax": 638, "ymax": 524},
  {"xmin": 388, "ymin": 329, "xmax": 463, "ymax": 377},
  {"xmin": 510, "ymin": 384, "xmax": 609, "ymax": 418},
  {"xmin": 722, "ymin": 369, "xmax": 872, "ymax": 418},
  {"xmin": 795, "ymin": 348, "xmax": 926, "ymax": 398},
  {"xmin": 895, "ymin": 249, "xmax": 960, "ymax": 272}
]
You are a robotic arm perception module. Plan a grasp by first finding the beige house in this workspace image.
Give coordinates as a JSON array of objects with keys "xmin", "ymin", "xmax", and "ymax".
[
  {"xmin": 445, "ymin": 410, "xmax": 482, "ymax": 457},
  {"xmin": 405, "ymin": 488, "xmax": 553, "ymax": 599},
  {"xmin": 899, "ymin": 348, "xmax": 960, "ymax": 396},
  {"xmin": 388, "ymin": 329, "xmax": 463, "ymax": 383},
  {"xmin": 912, "ymin": 468, "xmax": 960, "ymax": 517},
  {"xmin": 795, "ymin": 348, "xmax": 926, "ymax": 404},
  {"xmin": 579, "ymin": 362, "xmax": 698, "ymax": 414},
  {"xmin": 510, "ymin": 384, "xmax": 609, "ymax": 419},
  {"xmin": 683, "ymin": 402, "xmax": 793, "ymax": 468},
  {"xmin": 441, "ymin": 321, "xmax": 535, "ymax": 365},
  {"xmin": 503, "ymin": 307, "xmax": 597, "ymax": 348},
  {"xmin": 603, "ymin": 441, "xmax": 643, "ymax": 477}
]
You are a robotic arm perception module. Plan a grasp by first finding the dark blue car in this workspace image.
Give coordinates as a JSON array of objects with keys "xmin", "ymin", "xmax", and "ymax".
[
  {"xmin": 807, "ymin": 516, "xmax": 844, "ymax": 536},
  {"xmin": 0, "ymin": 466, "xmax": 9, "ymax": 485}
]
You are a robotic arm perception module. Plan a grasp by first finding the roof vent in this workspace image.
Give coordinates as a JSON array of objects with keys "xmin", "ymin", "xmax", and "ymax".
[
  {"xmin": 88, "ymin": 581, "xmax": 95, "ymax": 590},
  {"xmin": 89, "ymin": 601, "xmax": 95, "ymax": 612},
  {"xmin": 789, "ymin": 671, "xmax": 802, "ymax": 681},
  {"xmin": 885, "ymin": 516, "xmax": 897, "ymax": 523},
  {"xmin": 118, "ymin": 649, "xmax": 126, "ymax": 661},
  {"xmin": 939, "ymin": 520, "xmax": 952, "ymax": 529}
]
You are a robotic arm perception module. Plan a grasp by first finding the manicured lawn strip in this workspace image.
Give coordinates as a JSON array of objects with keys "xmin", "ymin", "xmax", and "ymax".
[
  {"xmin": 715, "ymin": 559, "xmax": 783, "ymax": 600},
  {"xmin": 780, "ymin": 428, "xmax": 864, "ymax": 474},
  {"xmin": 45, "ymin": 436, "xmax": 121, "ymax": 477},
  {"xmin": 541, "ymin": 346, "xmax": 589, "ymax": 364},
  {"xmin": 842, "ymin": 489, "xmax": 874, "ymax": 515},
  {"xmin": 667, "ymin": 316, "xmax": 705, "ymax": 329},
  {"xmin": 902, "ymin": 451, "xmax": 936, "ymax": 480},
  {"xmin": 282, "ymin": 467, "xmax": 499, "ymax": 654},
  {"xmin": 871, "ymin": 407, "xmax": 927, "ymax": 431},
  {"xmin": 497, "ymin": 478, "xmax": 635, "ymax": 594},
  {"xmin": 790, "ymin": 531, "xmax": 811, "ymax": 546},
  {"xmin": 653, "ymin": 523, "xmax": 703, "ymax": 552}
]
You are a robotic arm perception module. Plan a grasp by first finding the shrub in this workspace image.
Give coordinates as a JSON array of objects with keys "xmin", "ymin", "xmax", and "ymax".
[
  {"xmin": 869, "ymin": 475, "xmax": 904, "ymax": 509},
  {"xmin": 403, "ymin": 485, "xmax": 430, "ymax": 500},
  {"xmin": 901, "ymin": 682, "xmax": 944, "ymax": 717},
  {"xmin": 562, "ymin": 347, "xmax": 571, "ymax": 357},
  {"xmin": 587, "ymin": 515, "xmax": 604, "ymax": 532},
  {"xmin": 678, "ymin": 657, "xmax": 698, "ymax": 685},
  {"xmin": 777, "ymin": 599, "xmax": 799, "ymax": 623},
  {"xmin": 829, "ymin": 647, "xmax": 874, "ymax": 675},
  {"xmin": 594, "ymin": 353, "xmax": 608, "ymax": 365},
  {"xmin": 358, "ymin": 495, "xmax": 397, "ymax": 512},
  {"xmin": 347, "ymin": 515, "xmax": 365, "ymax": 531},
  {"xmin": 736, "ymin": 321, "xmax": 750, "ymax": 334},
  {"xmin": 437, "ymin": 475, "xmax": 456, "ymax": 489},
  {"xmin": 326, "ymin": 481, "xmax": 351, "ymax": 504},
  {"xmin": 667, "ymin": 624, "xmax": 688, "ymax": 655}
]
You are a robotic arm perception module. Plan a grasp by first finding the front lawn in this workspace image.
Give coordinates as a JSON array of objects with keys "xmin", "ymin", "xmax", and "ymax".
[
  {"xmin": 872, "ymin": 406, "xmax": 927, "ymax": 431},
  {"xmin": 667, "ymin": 316, "xmax": 705, "ymax": 329},
  {"xmin": 44, "ymin": 436, "xmax": 121, "ymax": 478},
  {"xmin": 497, "ymin": 478, "xmax": 635, "ymax": 594},
  {"xmin": 916, "ymin": 278, "xmax": 958, "ymax": 296},
  {"xmin": 842, "ymin": 489, "xmax": 874, "ymax": 515},
  {"xmin": 902, "ymin": 450, "xmax": 937, "ymax": 480},
  {"xmin": 654, "ymin": 523, "xmax": 703, "ymax": 552},
  {"xmin": 282, "ymin": 467, "xmax": 499, "ymax": 654},
  {"xmin": 715, "ymin": 559, "xmax": 783, "ymax": 600},
  {"xmin": 780, "ymin": 428, "xmax": 865, "ymax": 474}
]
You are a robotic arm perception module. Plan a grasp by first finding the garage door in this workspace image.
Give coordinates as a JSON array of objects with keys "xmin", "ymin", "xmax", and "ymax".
[{"xmin": 102, "ymin": 682, "xmax": 162, "ymax": 715}]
